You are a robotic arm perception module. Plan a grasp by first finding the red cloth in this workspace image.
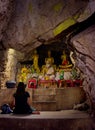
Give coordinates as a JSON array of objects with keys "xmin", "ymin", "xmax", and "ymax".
[
  {"xmin": 28, "ymin": 79, "xmax": 37, "ymax": 88},
  {"xmin": 62, "ymin": 60, "xmax": 68, "ymax": 66},
  {"xmin": 65, "ymin": 80, "xmax": 73, "ymax": 87}
]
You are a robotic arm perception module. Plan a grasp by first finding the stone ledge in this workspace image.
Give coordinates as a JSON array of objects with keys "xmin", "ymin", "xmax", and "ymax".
[{"xmin": 0, "ymin": 110, "xmax": 94, "ymax": 130}]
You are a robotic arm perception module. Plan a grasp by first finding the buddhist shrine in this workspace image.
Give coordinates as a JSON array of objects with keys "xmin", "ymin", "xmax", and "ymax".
[{"xmin": 0, "ymin": 0, "xmax": 95, "ymax": 129}]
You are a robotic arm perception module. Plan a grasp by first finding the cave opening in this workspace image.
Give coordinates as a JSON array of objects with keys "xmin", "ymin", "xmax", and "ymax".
[
  {"xmin": 4, "ymin": 44, "xmax": 87, "ymax": 112},
  {"xmin": 1, "ymin": 12, "xmax": 95, "ymax": 114}
]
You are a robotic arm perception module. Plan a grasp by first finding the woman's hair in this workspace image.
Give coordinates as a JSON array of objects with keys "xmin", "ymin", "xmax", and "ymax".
[{"xmin": 16, "ymin": 82, "xmax": 26, "ymax": 94}]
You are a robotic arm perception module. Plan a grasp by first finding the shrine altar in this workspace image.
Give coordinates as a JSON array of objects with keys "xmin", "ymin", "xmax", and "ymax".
[
  {"xmin": 27, "ymin": 79, "xmax": 83, "ymax": 88},
  {"xmin": 65, "ymin": 79, "xmax": 83, "ymax": 87}
]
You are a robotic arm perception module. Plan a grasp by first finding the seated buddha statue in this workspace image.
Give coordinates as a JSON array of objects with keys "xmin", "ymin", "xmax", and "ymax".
[
  {"xmin": 40, "ymin": 51, "xmax": 55, "ymax": 80},
  {"xmin": 42, "ymin": 60, "xmax": 55, "ymax": 80},
  {"xmin": 31, "ymin": 49, "xmax": 40, "ymax": 73},
  {"xmin": 59, "ymin": 50, "xmax": 72, "ymax": 69}
]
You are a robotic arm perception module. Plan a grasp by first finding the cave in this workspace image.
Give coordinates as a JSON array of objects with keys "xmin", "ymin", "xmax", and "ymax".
[
  {"xmin": 0, "ymin": 0, "xmax": 95, "ymax": 129},
  {"xmin": 3, "ymin": 12, "xmax": 95, "ymax": 90}
]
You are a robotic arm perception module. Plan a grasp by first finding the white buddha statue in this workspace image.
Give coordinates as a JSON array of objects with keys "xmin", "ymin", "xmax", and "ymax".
[{"xmin": 70, "ymin": 51, "xmax": 76, "ymax": 68}]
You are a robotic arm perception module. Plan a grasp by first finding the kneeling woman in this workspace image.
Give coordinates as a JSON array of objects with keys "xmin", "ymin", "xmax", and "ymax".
[{"xmin": 12, "ymin": 82, "xmax": 39, "ymax": 114}]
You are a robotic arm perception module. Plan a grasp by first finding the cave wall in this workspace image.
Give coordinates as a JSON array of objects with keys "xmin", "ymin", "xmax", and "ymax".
[
  {"xmin": 0, "ymin": 0, "xmax": 14, "ymax": 41},
  {"xmin": 2, "ymin": 0, "xmax": 89, "ymax": 53},
  {"xmin": 0, "ymin": 49, "xmax": 24, "ymax": 88},
  {"xmin": 71, "ymin": 25, "xmax": 95, "ymax": 100},
  {"xmin": 0, "ymin": 50, "xmax": 7, "ymax": 88}
]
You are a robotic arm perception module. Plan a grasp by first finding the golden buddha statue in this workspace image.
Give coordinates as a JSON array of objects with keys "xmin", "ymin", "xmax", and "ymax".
[
  {"xmin": 40, "ymin": 51, "xmax": 55, "ymax": 80},
  {"xmin": 59, "ymin": 50, "xmax": 72, "ymax": 69},
  {"xmin": 61, "ymin": 50, "xmax": 68, "ymax": 66},
  {"xmin": 45, "ymin": 50, "xmax": 54, "ymax": 65},
  {"xmin": 32, "ymin": 49, "xmax": 40, "ymax": 73}
]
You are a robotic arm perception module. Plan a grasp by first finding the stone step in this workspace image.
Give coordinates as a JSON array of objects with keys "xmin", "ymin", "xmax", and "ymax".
[
  {"xmin": 32, "ymin": 95, "xmax": 56, "ymax": 101},
  {"xmin": 32, "ymin": 101, "xmax": 57, "ymax": 111},
  {"xmin": 32, "ymin": 88, "xmax": 56, "ymax": 95}
]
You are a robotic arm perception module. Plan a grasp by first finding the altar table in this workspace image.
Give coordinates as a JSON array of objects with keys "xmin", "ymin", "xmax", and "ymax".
[
  {"xmin": 38, "ymin": 80, "xmax": 57, "ymax": 88},
  {"xmin": 28, "ymin": 79, "xmax": 83, "ymax": 88}
]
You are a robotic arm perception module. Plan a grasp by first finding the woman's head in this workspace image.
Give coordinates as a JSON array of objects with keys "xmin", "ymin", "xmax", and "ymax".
[{"xmin": 16, "ymin": 82, "xmax": 26, "ymax": 94}]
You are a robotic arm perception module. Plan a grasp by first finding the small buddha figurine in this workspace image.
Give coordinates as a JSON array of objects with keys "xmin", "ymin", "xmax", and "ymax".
[
  {"xmin": 19, "ymin": 65, "xmax": 29, "ymax": 83},
  {"xmin": 32, "ymin": 49, "xmax": 40, "ymax": 73}
]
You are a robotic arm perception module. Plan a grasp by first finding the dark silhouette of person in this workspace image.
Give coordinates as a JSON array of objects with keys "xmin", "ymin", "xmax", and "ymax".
[{"xmin": 12, "ymin": 82, "xmax": 39, "ymax": 114}]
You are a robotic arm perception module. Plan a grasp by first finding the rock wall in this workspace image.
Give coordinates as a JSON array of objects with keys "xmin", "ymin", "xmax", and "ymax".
[
  {"xmin": 0, "ymin": 0, "xmax": 14, "ymax": 41},
  {"xmin": 0, "ymin": 50, "xmax": 7, "ymax": 88},
  {"xmin": 3, "ymin": 0, "xmax": 88, "ymax": 53},
  {"xmin": 0, "ymin": 49, "xmax": 24, "ymax": 88},
  {"xmin": 71, "ymin": 25, "xmax": 95, "ymax": 102},
  {"xmin": 5, "ymin": 49, "xmax": 24, "ymax": 82}
]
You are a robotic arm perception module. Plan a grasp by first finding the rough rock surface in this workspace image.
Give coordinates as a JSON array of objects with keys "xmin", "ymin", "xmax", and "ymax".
[
  {"xmin": 2, "ymin": 0, "xmax": 89, "ymax": 52},
  {"xmin": 71, "ymin": 25, "xmax": 95, "ymax": 100},
  {"xmin": 0, "ymin": 0, "xmax": 14, "ymax": 42},
  {"xmin": 0, "ymin": 50, "xmax": 7, "ymax": 88}
]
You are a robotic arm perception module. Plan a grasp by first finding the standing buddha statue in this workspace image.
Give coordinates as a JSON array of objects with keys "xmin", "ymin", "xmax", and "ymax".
[{"xmin": 32, "ymin": 49, "xmax": 40, "ymax": 73}]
